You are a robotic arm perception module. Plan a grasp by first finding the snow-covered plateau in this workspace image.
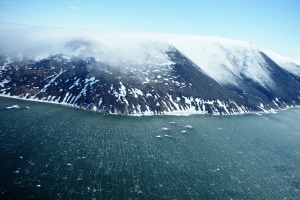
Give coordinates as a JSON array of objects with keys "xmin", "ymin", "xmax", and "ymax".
[{"xmin": 1, "ymin": 28, "xmax": 300, "ymax": 115}]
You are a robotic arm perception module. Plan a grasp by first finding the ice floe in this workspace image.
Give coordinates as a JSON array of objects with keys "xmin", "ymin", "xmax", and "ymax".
[
  {"xmin": 185, "ymin": 125, "xmax": 193, "ymax": 129},
  {"xmin": 6, "ymin": 105, "xmax": 20, "ymax": 109}
]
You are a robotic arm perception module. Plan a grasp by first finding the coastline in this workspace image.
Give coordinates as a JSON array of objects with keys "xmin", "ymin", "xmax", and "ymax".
[{"xmin": 1, "ymin": 94, "xmax": 298, "ymax": 117}]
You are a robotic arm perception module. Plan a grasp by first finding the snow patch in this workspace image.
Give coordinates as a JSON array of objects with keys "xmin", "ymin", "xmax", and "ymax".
[{"xmin": 0, "ymin": 79, "xmax": 10, "ymax": 87}]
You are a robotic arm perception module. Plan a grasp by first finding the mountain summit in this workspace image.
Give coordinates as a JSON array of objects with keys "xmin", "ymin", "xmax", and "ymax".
[{"xmin": 1, "ymin": 33, "xmax": 300, "ymax": 115}]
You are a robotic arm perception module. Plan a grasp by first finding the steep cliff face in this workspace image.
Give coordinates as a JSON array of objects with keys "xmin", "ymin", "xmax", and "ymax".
[{"xmin": 1, "ymin": 36, "xmax": 300, "ymax": 115}]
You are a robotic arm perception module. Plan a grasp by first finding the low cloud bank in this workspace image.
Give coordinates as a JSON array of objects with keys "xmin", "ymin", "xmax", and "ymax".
[
  {"xmin": 1, "ymin": 23, "xmax": 299, "ymax": 87},
  {"xmin": 0, "ymin": 24, "xmax": 172, "ymax": 67}
]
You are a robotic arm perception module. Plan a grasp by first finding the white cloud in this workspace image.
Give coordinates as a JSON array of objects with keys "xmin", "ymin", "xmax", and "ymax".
[
  {"xmin": 0, "ymin": 23, "xmax": 299, "ymax": 83},
  {"xmin": 68, "ymin": 6, "xmax": 80, "ymax": 10},
  {"xmin": 0, "ymin": 24, "xmax": 171, "ymax": 67}
]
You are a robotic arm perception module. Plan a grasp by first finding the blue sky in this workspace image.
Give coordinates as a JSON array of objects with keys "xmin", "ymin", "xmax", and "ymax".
[{"xmin": 0, "ymin": 0, "xmax": 299, "ymax": 58}]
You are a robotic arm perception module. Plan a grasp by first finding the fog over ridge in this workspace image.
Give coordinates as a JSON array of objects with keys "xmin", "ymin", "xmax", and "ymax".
[
  {"xmin": 1, "ymin": 24, "xmax": 300, "ymax": 87},
  {"xmin": 0, "ymin": 24, "xmax": 173, "ymax": 67}
]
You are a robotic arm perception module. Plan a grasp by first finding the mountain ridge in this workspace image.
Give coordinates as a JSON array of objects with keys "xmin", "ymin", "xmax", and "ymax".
[{"xmin": 1, "ymin": 34, "xmax": 300, "ymax": 115}]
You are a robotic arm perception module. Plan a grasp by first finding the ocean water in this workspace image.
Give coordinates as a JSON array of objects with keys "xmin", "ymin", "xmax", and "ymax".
[{"xmin": 1, "ymin": 97, "xmax": 300, "ymax": 200}]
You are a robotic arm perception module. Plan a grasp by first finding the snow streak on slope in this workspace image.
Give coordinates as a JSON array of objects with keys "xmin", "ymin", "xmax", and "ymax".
[{"xmin": 167, "ymin": 35, "xmax": 274, "ymax": 88}]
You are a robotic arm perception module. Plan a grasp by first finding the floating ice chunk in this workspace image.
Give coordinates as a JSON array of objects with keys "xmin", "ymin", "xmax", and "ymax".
[
  {"xmin": 169, "ymin": 121, "xmax": 176, "ymax": 124},
  {"xmin": 185, "ymin": 125, "xmax": 193, "ymax": 129},
  {"xmin": 156, "ymin": 135, "xmax": 162, "ymax": 138},
  {"xmin": 25, "ymin": 106, "xmax": 30, "ymax": 109},
  {"xmin": 164, "ymin": 134, "xmax": 172, "ymax": 138},
  {"xmin": 6, "ymin": 105, "xmax": 20, "ymax": 109},
  {"xmin": 181, "ymin": 130, "xmax": 187, "ymax": 133},
  {"xmin": 162, "ymin": 127, "xmax": 170, "ymax": 131},
  {"xmin": 67, "ymin": 163, "xmax": 72, "ymax": 166},
  {"xmin": 28, "ymin": 160, "xmax": 35, "ymax": 165},
  {"xmin": 210, "ymin": 168, "xmax": 221, "ymax": 172},
  {"xmin": 36, "ymin": 185, "xmax": 41, "ymax": 187}
]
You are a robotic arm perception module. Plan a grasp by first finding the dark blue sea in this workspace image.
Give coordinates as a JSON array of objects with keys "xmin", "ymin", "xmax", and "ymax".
[{"xmin": 1, "ymin": 97, "xmax": 300, "ymax": 199}]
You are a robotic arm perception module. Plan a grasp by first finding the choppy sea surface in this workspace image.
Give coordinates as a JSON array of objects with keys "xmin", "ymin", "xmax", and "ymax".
[{"xmin": 1, "ymin": 97, "xmax": 300, "ymax": 199}]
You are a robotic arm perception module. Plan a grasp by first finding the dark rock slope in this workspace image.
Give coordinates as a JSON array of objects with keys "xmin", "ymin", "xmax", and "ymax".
[{"xmin": 1, "ymin": 47, "xmax": 300, "ymax": 115}]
